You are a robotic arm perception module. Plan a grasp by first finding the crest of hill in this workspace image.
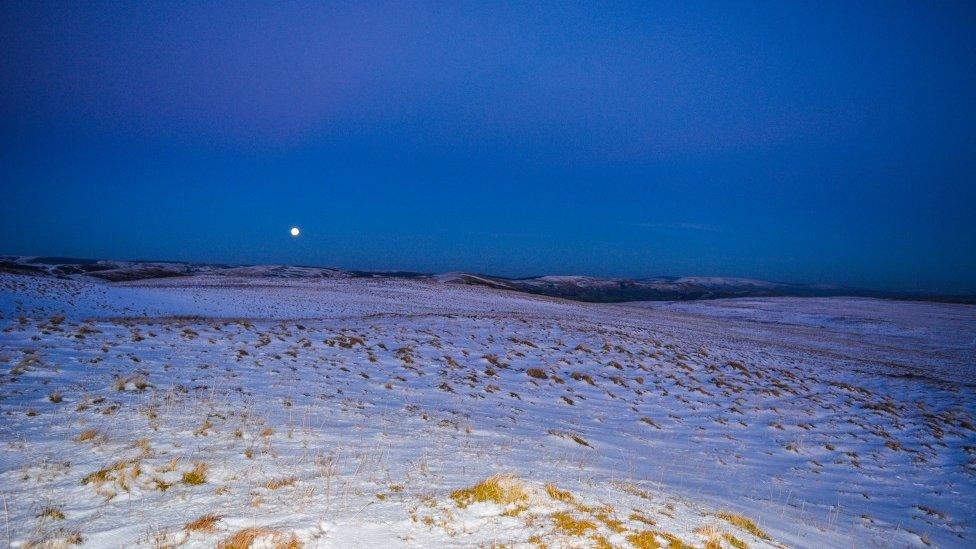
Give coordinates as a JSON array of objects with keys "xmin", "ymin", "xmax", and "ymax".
[{"xmin": 1, "ymin": 255, "xmax": 972, "ymax": 304}]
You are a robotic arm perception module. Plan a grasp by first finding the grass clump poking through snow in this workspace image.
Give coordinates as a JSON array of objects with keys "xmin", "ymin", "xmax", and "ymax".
[
  {"xmin": 217, "ymin": 528, "xmax": 300, "ymax": 549},
  {"xmin": 552, "ymin": 511, "xmax": 597, "ymax": 536},
  {"xmin": 182, "ymin": 462, "xmax": 208, "ymax": 485},
  {"xmin": 81, "ymin": 467, "xmax": 112, "ymax": 486},
  {"xmin": 450, "ymin": 475, "xmax": 528, "ymax": 509},
  {"xmin": 628, "ymin": 511, "xmax": 656, "ymax": 526},
  {"xmin": 37, "ymin": 507, "xmax": 65, "ymax": 520},
  {"xmin": 74, "ymin": 428, "xmax": 99, "ymax": 442},
  {"xmin": 113, "ymin": 374, "xmax": 149, "ymax": 391},
  {"xmin": 716, "ymin": 511, "xmax": 771, "ymax": 541},
  {"xmin": 545, "ymin": 483, "xmax": 575, "ymax": 503},
  {"xmin": 594, "ymin": 509, "xmax": 627, "ymax": 534},
  {"xmin": 660, "ymin": 532, "xmax": 694, "ymax": 549},
  {"xmin": 265, "ymin": 476, "xmax": 298, "ymax": 490},
  {"xmin": 695, "ymin": 524, "xmax": 725, "ymax": 549},
  {"xmin": 627, "ymin": 531, "xmax": 662, "ymax": 548},
  {"xmin": 723, "ymin": 532, "xmax": 748, "ymax": 549},
  {"xmin": 185, "ymin": 513, "xmax": 222, "ymax": 532}
]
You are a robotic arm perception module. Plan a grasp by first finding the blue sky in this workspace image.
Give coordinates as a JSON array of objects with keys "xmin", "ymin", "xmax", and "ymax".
[{"xmin": 2, "ymin": 1, "xmax": 974, "ymax": 292}]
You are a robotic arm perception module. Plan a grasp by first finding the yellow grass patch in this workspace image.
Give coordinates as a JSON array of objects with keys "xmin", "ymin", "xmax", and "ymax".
[
  {"xmin": 217, "ymin": 528, "xmax": 301, "ymax": 549},
  {"xmin": 716, "ymin": 511, "xmax": 771, "ymax": 541},
  {"xmin": 182, "ymin": 462, "xmax": 208, "ymax": 485},
  {"xmin": 451, "ymin": 475, "xmax": 528, "ymax": 509},
  {"xmin": 81, "ymin": 467, "xmax": 112, "ymax": 486},
  {"xmin": 627, "ymin": 531, "xmax": 661, "ymax": 549},
  {"xmin": 628, "ymin": 511, "xmax": 656, "ymax": 526},
  {"xmin": 724, "ymin": 532, "xmax": 748, "ymax": 549},
  {"xmin": 695, "ymin": 524, "xmax": 724, "ymax": 549},
  {"xmin": 594, "ymin": 510, "xmax": 627, "ymax": 533},
  {"xmin": 545, "ymin": 484, "xmax": 575, "ymax": 504},
  {"xmin": 551, "ymin": 511, "xmax": 596, "ymax": 536},
  {"xmin": 659, "ymin": 532, "xmax": 695, "ymax": 549}
]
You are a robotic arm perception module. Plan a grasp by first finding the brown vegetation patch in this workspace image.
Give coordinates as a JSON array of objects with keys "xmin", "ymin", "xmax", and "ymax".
[
  {"xmin": 451, "ymin": 475, "xmax": 528, "ymax": 509},
  {"xmin": 716, "ymin": 511, "xmax": 771, "ymax": 541},
  {"xmin": 186, "ymin": 513, "xmax": 222, "ymax": 532},
  {"xmin": 265, "ymin": 477, "xmax": 298, "ymax": 490}
]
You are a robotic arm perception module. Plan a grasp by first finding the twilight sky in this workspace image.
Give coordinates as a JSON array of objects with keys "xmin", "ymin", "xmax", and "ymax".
[{"xmin": 1, "ymin": 1, "xmax": 974, "ymax": 293}]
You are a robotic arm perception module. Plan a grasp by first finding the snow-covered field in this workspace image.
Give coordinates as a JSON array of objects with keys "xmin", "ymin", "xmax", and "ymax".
[{"xmin": 1, "ymin": 273, "xmax": 973, "ymax": 548}]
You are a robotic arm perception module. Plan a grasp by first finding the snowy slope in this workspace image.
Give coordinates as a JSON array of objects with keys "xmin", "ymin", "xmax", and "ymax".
[
  {"xmin": 8, "ymin": 255, "xmax": 972, "ymax": 304},
  {"xmin": 0, "ymin": 273, "xmax": 973, "ymax": 548}
]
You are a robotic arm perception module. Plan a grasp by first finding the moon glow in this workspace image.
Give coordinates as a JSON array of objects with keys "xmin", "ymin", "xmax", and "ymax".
[{"xmin": 290, "ymin": 227, "xmax": 300, "ymax": 237}]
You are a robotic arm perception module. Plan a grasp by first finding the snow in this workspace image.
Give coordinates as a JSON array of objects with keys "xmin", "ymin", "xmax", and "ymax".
[
  {"xmin": 670, "ymin": 277, "xmax": 781, "ymax": 288},
  {"xmin": 628, "ymin": 297, "xmax": 976, "ymax": 382},
  {"xmin": 0, "ymin": 273, "xmax": 973, "ymax": 548}
]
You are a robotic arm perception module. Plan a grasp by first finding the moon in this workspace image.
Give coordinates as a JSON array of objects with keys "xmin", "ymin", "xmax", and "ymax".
[{"xmin": 290, "ymin": 227, "xmax": 300, "ymax": 237}]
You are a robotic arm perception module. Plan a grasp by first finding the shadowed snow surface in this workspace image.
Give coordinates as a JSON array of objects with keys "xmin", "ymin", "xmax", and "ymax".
[{"xmin": 0, "ymin": 273, "xmax": 973, "ymax": 548}]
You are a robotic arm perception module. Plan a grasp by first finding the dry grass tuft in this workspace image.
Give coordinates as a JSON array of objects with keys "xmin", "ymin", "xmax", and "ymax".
[
  {"xmin": 31, "ymin": 531, "xmax": 85, "ymax": 546},
  {"xmin": 48, "ymin": 391, "xmax": 63, "ymax": 403},
  {"xmin": 273, "ymin": 534, "xmax": 302, "ymax": 549},
  {"xmin": 627, "ymin": 531, "xmax": 662, "ymax": 548},
  {"xmin": 78, "ymin": 459, "xmax": 141, "ymax": 493},
  {"xmin": 37, "ymin": 506, "xmax": 65, "ymax": 520},
  {"xmin": 695, "ymin": 524, "xmax": 724, "ymax": 549},
  {"xmin": 186, "ymin": 513, "xmax": 222, "ymax": 532},
  {"xmin": 716, "ymin": 511, "xmax": 771, "ymax": 541},
  {"xmin": 265, "ymin": 477, "xmax": 298, "ymax": 490},
  {"xmin": 501, "ymin": 503, "xmax": 529, "ymax": 517},
  {"xmin": 217, "ymin": 528, "xmax": 301, "ymax": 549},
  {"xmin": 451, "ymin": 475, "xmax": 528, "ymax": 509},
  {"xmin": 75, "ymin": 429, "xmax": 99, "ymax": 442},
  {"xmin": 158, "ymin": 457, "xmax": 179, "ymax": 473},
  {"xmin": 81, "ymin": 467, "xmax": 112, "ymax": 486},
  {"xmin": 545, "ymin": 483, "xmax": 574, "ymax": 503},
  {"xmin": 628, "ymin": 511, "xmax": 656, "ymax": 526},
  {"xmin": 724, "ymin": 532, "xmax": 748, "ymax": 549},
  {"xmin": 570, "ymin": 434, "xmax": 592, "ymax": 448},
  {"xmin": 182, "ymin": 462, "xmax": 208, "ymax": 485},
  {"xmin": 195, "ymin": 418, "xmax": 214, "ymax": 436},
  {"xmin": 594, "ymin": 510, "xmax": 627, "ymax": 533},
  {"xmin": 217, "ymin": 528, "xmax": 271, "ymax": 549},
  {"xmin": 113, "ymin": 375, "xmax": 149, "ymax": 392},
  {"xmin": 551, "ymin": 511, "xmax": 596, "ymax": 536},
  {"xmin": 526, "ymin": 368, "xmax": 548, "ymax": 380},
  {"xmin": 659, "ymin": 532, "xmax": 694, "ymax": 549},
  {"xmin": 548, "ymin": 429, "xmax": 593, "ymax": 448}
]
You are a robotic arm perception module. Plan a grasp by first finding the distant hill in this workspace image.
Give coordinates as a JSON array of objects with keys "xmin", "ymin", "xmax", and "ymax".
[
  {"xmin": 435, "ymin": 272, "xmax": 975, "ymax": 304},
  {"xmin": 2, "ymin": 255, "xmax": 973, "ymax": 304}
]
